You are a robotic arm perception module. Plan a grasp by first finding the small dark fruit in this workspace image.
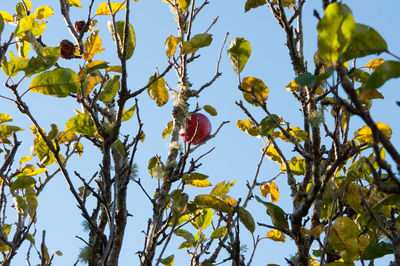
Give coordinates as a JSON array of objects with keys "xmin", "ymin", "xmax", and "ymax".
[
  {"xmin": 74, "ymin": 20, "xmax": 87, "ymax": 34},
  {"xmin": 59, "ymin": 39, "xmax": 76, "ymax": 59}
]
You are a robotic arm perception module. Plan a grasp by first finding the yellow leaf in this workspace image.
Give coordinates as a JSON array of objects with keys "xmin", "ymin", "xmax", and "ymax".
[
  {"xmin": 0, "ymin": 11, "xmax": 14, "ymax": 23},
  {"xmin": 365, "ymin": 58, "xmax": 384, "ymax": 72},
  {"xmin": 96, "ymin": 2, "xmax": 126, "ymax": 15},
  {"xmin": 165, "ymin": 35, "xmax": 182, "ymax": 58},
  {"xmin": 162, "ymin": 121, "xmax": 173, "ymax": 139},
  {"xmin": 265, "ymin": 145, "xmax": 282, "ymax": 164},
  {"xmin": 274, "ymin": 127, "xmax": 308, "ymax": 142},
  {"xmin": 139, "ymin": 132, "xmax": 145, "ymax": 142},
  {"xmin": 185, "ymin": 179, "xmax": 212, "ymax": 187},
  {"xmin": 236, "ymin": 119, "xmax": 259, "ymax": 136},
  {"xmin": 67, "ymin": 0, "xmax": 82, "ymax": 8},
  {"xmin": 34, "ymin": 6, "xmax": 54, "ymax": 20},
  {"xmin": 147, "ymin": 75, "xmax": 169, "ymax": 107},
  {"xmin": 260, "ymin": 181, "xmax": 279, "ymax": 202},
  {"xmin": 83, "ymin": 30, "xmax": 104, "ymax": 61},
  {"xmin": 266, "ymin": 229, "xmax": 286, "ymax": 242},
  {"xmin": 106, "ymin": 65, "xmax": 122, "ymax": 73},
  {"xmin": 354, "ymin": 122, "xmax": 392, "ymax": 144},
  {"xmin": 84, "ymin": 75, "xmax": 102, "ymax": 96},
  {"xmin": 359, "ymin": 89, "xmax": 384, "ymax": 100},
  {"xmin": 26, "ymin": 187, "xmax": 38, "ymax": 220},
  {"xmin": 285, "ymin": 80, "xmax": 300, "ymax": 93},
  {"xmin": 219, "ymin": 195, "xmax": 237, "ymax": 207},
  {"xmin": 309, "ymin": 257, "xmax": 320, "ymax": 266},
  {"xmin": 240, "ymin": 77, "xmax": 269, "ymax": 106},
  {"xmin": 20, "ymin": 156, "xmax": 32, "ymax": 164}
]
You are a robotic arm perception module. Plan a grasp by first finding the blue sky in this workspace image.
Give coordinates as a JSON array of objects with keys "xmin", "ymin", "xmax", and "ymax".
[{"xmin": 1, "ymin": 0, "xmax": 400, "ymax": 265}]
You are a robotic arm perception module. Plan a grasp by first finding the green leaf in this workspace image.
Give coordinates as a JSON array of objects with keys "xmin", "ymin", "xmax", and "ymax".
[
  {"xmin": 174, "ymin": 229, "xmax": 195, "ymax": 245},
  {"xmin": 33, "ymin": 137, "xmax": 55, "ymax": 166},
  {"xmin": 160, "ymin": 255, "xmax": 174, "ymax": 266},
  {"xmin": 342, "ymin": 24, "xmax": 387, "ymax": 62},
  {"xmin": 99, "ymin": 75, "xmax": 120, "ymax": 102},
  {"xmin": 2, "ymin": 51, "xmax": 30, "ymax": 77},
  {"xmin": 148, "ymin": 156, "xmax": 161, "ymax": 178},
  {"xmin": 210, "ymin": 180, "xmax": 235, "ymax": 197},
  {"xmin": 295, "ymin": 73, "xmax": 317, "ymax": 87},
  {"xmin": 24, "ymin": 46, "xmax": 61, "ymax": 77},
  {"xmin": 211, "ymin": 226, "xmax": 227, "ymax": 239},
  {"xmin": 238, "ymin": 207, "xmax": 255, "ymax": 233},
  {"xmin": 13, "ymin": 195, "xmax": 26, "ymax": 216},
  {"xmin": 227, "ymin": 37, "xmax": 251, "ymax": 74},
  {"xmin": 26, "ymin": 187, "xmax": 38, "ymax": 220},
  {"xmin": 317, "ymin": 3, "xmax": 356, "ymax": 64},
  {"xmin": 329, "ymin": 217, "xmax": 361, "ymax": 262},
  {"xmin": 256, "ymin": 196, "xmax": 288, "ymax": 229},
  {"xmin": 147, "ymin": 75, "xmax": 168, "ymax": 107},
  {"xmin": 11, "ymin": 176, "xmax": 36, "ymax": 191},
  {"xmin": 113, "ymin": 140, "xmax": 126, "ymax": 156},
  {"xmin": 364, "ymin": 61, "xmax": 400, "ymax": 90},
  {"xmin": 30, "ymin": 68, "xmax": 79, "ymax": 97},
  {"xmin": 111, "ymin": 21, "xmax": 136, "ymax": 60},
  {"xmin": 65, "ymin": 113, "xmax": 96, "ymax": 137},
  {"xmin": 162, "ymin": 121, "xmax": 173, "ymax": 139},
  {"xmin": 165, "ymin": 35, "xmax": 182, "ymax": 58},
  {"xmin": 259, "ymin": 115, "xmax": 283, "ymax": 136},
  {"xmin": 349, "ymin": 69, "xmax": 370, "ymax": 84},
  {"xmin": 182, "ymin": 173, "xmax": 209, "ymax": 181},
  {"xmin": 203, "ymin": 105, "xmax": 217, "ymax": 116},
  {"xmin": 361, "ymin": 241, "xmax": 394, "ymax": 260},
  {"xmin": 0, "ymin": 124, "xmax": 23, "ymax": 140},
  {"xmin": 192, "ymin": 208, "xmax": 213, "ymax": 230},
  {"xmin": 122, "ymin": 106, "xmax": 136, "ymax": 122},
  {"xmin": 244, "ymin": 0, "xmax": 266, "ymax": 12},
  {"xmin": 194, "ymin": 194, "xmax": 233, "ymax": 213},
  {"xmin": 85, "ymin": 60, "xmax": 109, "ymax": 74},
  {"xmin": 0, "ymin": 13, "xmax": 4, "ymax": 38},
  {"xmin": 181, "ymin": 33, "xmax": 212, "ymax": 54}
]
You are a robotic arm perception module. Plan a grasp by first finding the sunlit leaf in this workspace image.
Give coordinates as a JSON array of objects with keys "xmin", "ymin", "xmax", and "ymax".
[
  {"xmin": 354, "ymin": 122, "xmax": 392, "ymax": 144},
  {"xmin": 96, "ymin": 2, "xmax": 126, "ymax": 15},
  {"xmin": 227, "ymin": 37, "xmax": 251, "ymax": 74},
  {"xmin": 210, "ymin": 180, "xmax": 235, "ymax": 197},
  {"xmin": 211, "ymin": 226, "xmax": 227, "ymax": 239},
  {"xmin": 240, "ymin": 77, "xmax": 269, "ymax": 106},
  {"xmin": 203, "ymin": 105, "xmax": 217, "ymax": 116},
  {"xmin": 265, "ymin": 145, "xmax": 282, "ymax": 164},
  {"xmin": 329, "ymin": 217, "xmax": 361, "ymax": 262},
  {"xmin": 238, "ymin": 207, "xmax": 255, "ymax": 233},
  {"xmin": 0, "ymin": 113, "xmax": 11, "ymax": 124},
  {"xmin": 11, "ymin": 176, "xmax": 36, "ymax": 190},
  {"xmin": 26, "ymin": 187, "xmax": 38, "ymax": 220},
  {"xmin": 236, "ymin": 118, "xmax": 259, "ymax": 137},
  {"xmin": 178, "ymin": 0, "xmax": 191, "ymax": 12},
  {"xmin": 34, "ymin": 6, "xmax": 54, "ymax": 20},
  {"xmin": 19, "ymin": 156, "xmax": 32, "ymax": 164},
  {"xmin": 98, "ymin": 75, "xmax": 120, "ymax": 102},
  {"xmin": 0, "ymin": 11, "xmax": 13, "ymax": 23},
  {"xmin": 112, "ymin": 21, "xmax": 136, "ymax": 59},
  {"xmin": 317, "ymin": 3, "xmax": 356, "ymax": 64},
  {"xmin": 365, "ymin": 58, "xmax": 384, "ymax": 72},
  {"xmin": 0, "ymin": 14, "xmax": 4, "ymax": 38},
  {"xmin": 266, "ymin": 229, "xmax": 286, "ymax": 242},
  {"xmin": 147, "ymin": 75, "xmax": 168, "ymax": 106},
  {"xmin": 15, "ymin": 15, "xmax": 46, "ymax": 38},
  {"xmin": 30, "ymin": 68, "xmax": 79, "ymax": 97},
  {"xmin": 244, "ymin": 0, "xmax": 266, "ymax": 12},
  {"xmin": 185, "ymin": 179, "xmax": 211, "ymax": 187},
  {"xmin": 106, "ymin": 65, "xmax": 122, "ymax": 73},
  {"xmin": 181, "ymin": 33, "xmax": 212, "ymax": 54},
  {"xmin": 160, "ymin": 255, "xmax": 174, "ymax": 266},
  {"xmin": 192, "ymin": 208, "xmax": 213, "ymax": 230},
  {"xmin": 182, "ymin": 173, "xmax": 209, "ymax": 181},
  {"xmin": 148, "ymin": 156, "xmax": 161, "ymax": 178},
  {"xmin": 342, "ymin": 24, "xmax": 387, "ymax": 62},
  {"xmin": 162, "ymin": 121, "xmax": 173, "ymax": 139},
  {"xmin": 165, "ymin": 35, "xmax": 182, "ymax": 58},
  {"xmin": 24, "ymin": 46, "xmax": 61, "ymax": 77},
  {"xmin": 364, "ymin": 61, "xmax": 400, "ymax": 90},
  {"xmin": 65, "ymin": 113, "xmax": 96, "ymax": 137},
  {"xmin": 280, "ymin": 156, "xmax": 305, "ymax": 176},
  {"xmin": 194, "ymin": 194, "xmax": 233, "ymax": 213},
  {"xmin": 260, "ymin": 181, "xmax": 279, "ymax": 202},
  {"xmin": 174, "ymin": 229, "xmax": 195, "ymax": 245},
  {"xmin": 0, "ymin": 124, "xmax": 23, "ymax": 140},
  {"xmin": 67, "ymin": 0, "xmax": 82, "ymax": 8},
  {"xmin": 83, "ymin": 30, "xmax": 104, "ymax": 61},
  {"xmin": 122, "ymin": 106, "xmax": 136, "ymax": 122}
]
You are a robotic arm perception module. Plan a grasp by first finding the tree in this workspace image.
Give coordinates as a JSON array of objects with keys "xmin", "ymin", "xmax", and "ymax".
[{"xmin": 0, "ymin": 0, "xmax": 400, "ymax": 265}]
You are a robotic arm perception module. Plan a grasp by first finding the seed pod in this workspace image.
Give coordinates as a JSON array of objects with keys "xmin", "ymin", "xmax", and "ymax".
[{"xmin": 59, "ymin": 39, "xmax": 76, "ymax": 59}]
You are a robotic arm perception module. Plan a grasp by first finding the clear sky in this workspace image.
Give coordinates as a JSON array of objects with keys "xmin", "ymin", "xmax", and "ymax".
[{"xmin": 1, "ymin": 0, "xmax": 400, "ymax": 265}]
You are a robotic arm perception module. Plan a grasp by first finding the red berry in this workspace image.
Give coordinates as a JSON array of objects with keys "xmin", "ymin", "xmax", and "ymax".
[{"xmin": 179, "ymin": 113, "xmax": 212, "ymax": 145}]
